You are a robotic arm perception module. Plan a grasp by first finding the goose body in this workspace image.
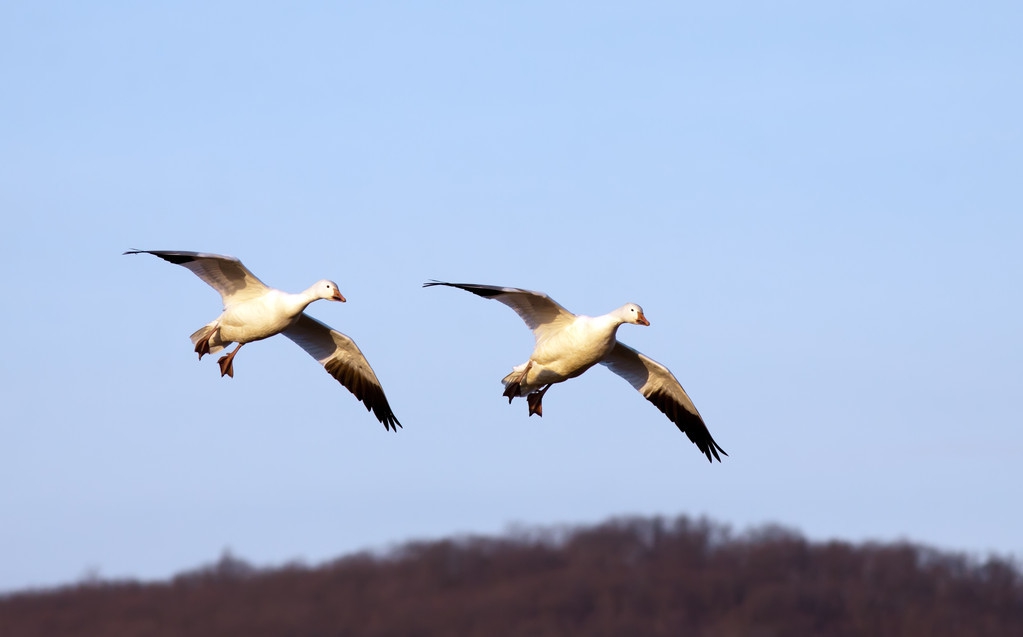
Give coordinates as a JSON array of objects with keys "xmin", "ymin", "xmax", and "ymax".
[
  {"xmin": 126, "ymin": 250, "xmax": 401, "ymax": 431},
  {"xmin": 189, "ymin": 284, "xmax": 342, "ymax": 354},
  {"xmin": 503, "ymin": 310, "xmax": 638, "ymax": 393},
  {"xmin": 424, "ymin": 281, "xmax": 725, "ymax": 462}
]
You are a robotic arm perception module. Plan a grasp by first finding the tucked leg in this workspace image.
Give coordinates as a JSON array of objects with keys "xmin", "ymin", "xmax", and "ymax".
[
  {"xmin": 502, "ymin": 361, "xmax": 533, "ymax": 403},
  {"xmin": 526, "ymin": 383, "xmax": 553, "ymax": 417},
  {"xmin": 217, "ymin": 343, "xmax": 244, "ymax": 378}
]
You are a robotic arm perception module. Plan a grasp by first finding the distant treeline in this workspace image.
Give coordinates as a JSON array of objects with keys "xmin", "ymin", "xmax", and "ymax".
[{"xmin": 2, "ymin": 515, "xmax": 1021, "ymax": 636}]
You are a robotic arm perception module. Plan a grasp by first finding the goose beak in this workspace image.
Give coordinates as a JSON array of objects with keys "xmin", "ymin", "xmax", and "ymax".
[
  {"xmin": 637, "ymin": 312, "xmax": 650, "ymax": 326},
  {"xmin": 333, "ymin": 290, "xmax": 347, "ymax": 302}
]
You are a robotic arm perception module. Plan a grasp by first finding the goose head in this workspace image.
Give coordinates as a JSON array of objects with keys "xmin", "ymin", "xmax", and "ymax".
[
  {"xmin": 619, "ymin": 303, "xmax": 650, "ymax": 326},
  {"xmin": 314, "ymin": 279, "xmax": 347, "ymax": 302}
]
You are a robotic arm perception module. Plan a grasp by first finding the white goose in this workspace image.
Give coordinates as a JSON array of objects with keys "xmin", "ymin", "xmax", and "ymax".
[
  {"xmin": 424, "ymin": 281, "xmax": 725, "ymax": 462},
  {"xmin": 126, "ymin": 250, "xmax": 401, "ymax": 431}
]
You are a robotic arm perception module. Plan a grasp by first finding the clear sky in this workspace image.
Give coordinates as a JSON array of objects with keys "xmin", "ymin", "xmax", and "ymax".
[{"xmin": 1, "ymin": 2, "xmax": 1021, "ymax": 592}]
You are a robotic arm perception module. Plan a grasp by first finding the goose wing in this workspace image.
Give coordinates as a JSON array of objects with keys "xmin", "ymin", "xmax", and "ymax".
[
  {"xmin": 283, "ymin": 314, "xmax": 401, "ymax": 432},
  {"xmin": 423, "ymin": 281, "xmax": 576, "ymax": 342},
  {"xmin": 602, "ymin": 342, "xmax": 726, "ymax": 462},
  {"xmin": 124, "ymin": 250, "xmax": 270, "ymax": 305}
]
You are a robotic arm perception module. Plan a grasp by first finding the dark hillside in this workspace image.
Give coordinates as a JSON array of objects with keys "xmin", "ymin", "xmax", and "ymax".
[{"xmin": 2, "ymin": 516, "xmax": 1021, "ymax": 636}]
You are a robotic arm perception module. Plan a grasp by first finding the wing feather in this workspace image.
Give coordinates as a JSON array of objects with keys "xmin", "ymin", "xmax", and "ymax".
[
  {"xmin": 283, "ymin": 314, "xmax": 402, "ymax": 431},
  {"xmin": 602, "ymin": 342, "xmax": 726, "ymax": 462},
  {"xmin": 124, "ymin": 250, "xmax": 270, "ymax": 305},
  {"xmin": 423, "ymin": 281, "xmax": 575, "ymax": 342}
]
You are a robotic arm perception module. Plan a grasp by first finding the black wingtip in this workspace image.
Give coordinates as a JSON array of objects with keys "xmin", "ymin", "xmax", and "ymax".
[
  {"xmin": 704, "ymin": 441, "xmax": 728, "ymax": 463},
  {"xmin": 423, "ymin": 281, "xmax": 505, "ymax": 299},
  {"xmin": 648, "ymin": 389, "xmax": 727, "ymax": 463},
  {"xmin": 369, "ymin": 400, "xmax": 401, "ymax": 432},
  {"xmin": 154, "ymin": 253, "xmax": 196, "ymax": 265},
  {"xmin": 122, "ymin": 249, "xmax": 197, "ymax": 265}
]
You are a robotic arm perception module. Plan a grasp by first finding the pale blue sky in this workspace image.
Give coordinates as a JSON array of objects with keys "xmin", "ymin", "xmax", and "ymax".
[{"xmin": 1, "ymin": 2, "xmax": 1021, "ymax": 591}]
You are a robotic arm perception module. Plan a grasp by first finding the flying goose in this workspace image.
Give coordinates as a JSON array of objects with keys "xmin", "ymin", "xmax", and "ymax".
[
  {"xmin": 424, "ymin": 281, "xmax": 724, "ymax": 461},
  {"xmin": 126, "ymin": 250, "xmax": 401, "ymax": 431}
]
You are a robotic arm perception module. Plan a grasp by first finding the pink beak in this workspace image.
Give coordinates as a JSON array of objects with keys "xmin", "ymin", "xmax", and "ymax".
[
  {"xmin": 333, "ymin": 290, "xmax": 347, "ymax": 302},
  {"xmin": 637, "ymin": 312, "xmax": 650, "ymax": 326}
]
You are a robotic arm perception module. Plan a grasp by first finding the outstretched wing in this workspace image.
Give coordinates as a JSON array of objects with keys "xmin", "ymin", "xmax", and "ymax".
[
  {"xmin": 602, "ymin": 342, "xmax": 726, "ymax": 462},
  {"xmin": 124, "ymin": 250, "xmax": 270, "ymax": 305},
  {"xmin": 282, "ymin": 314, "xmax": 402, "ymax": 432},
  {"xmin": 423, "ymin": 281, "xmax": 576, "ymax": 343}
]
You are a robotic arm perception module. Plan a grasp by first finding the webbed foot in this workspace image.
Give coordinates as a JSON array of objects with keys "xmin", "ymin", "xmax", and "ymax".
[
  {"xmin": 216, "ymin": 343, "xmax": 244, "ymax": 378},
  {"xmin": 502, "ymin": 361, "xmax": 533, "ymax": 404},
  {"xmin": 526, "ymin": 392, "xmax": 543, "ymax": 417},
  {"xmin": 526, "ymin": 384, "xmax": 552, "ymax": 417},
  {"xmin": 195, "ymin": 336, "xmax": 211, "ymax": 360}
]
